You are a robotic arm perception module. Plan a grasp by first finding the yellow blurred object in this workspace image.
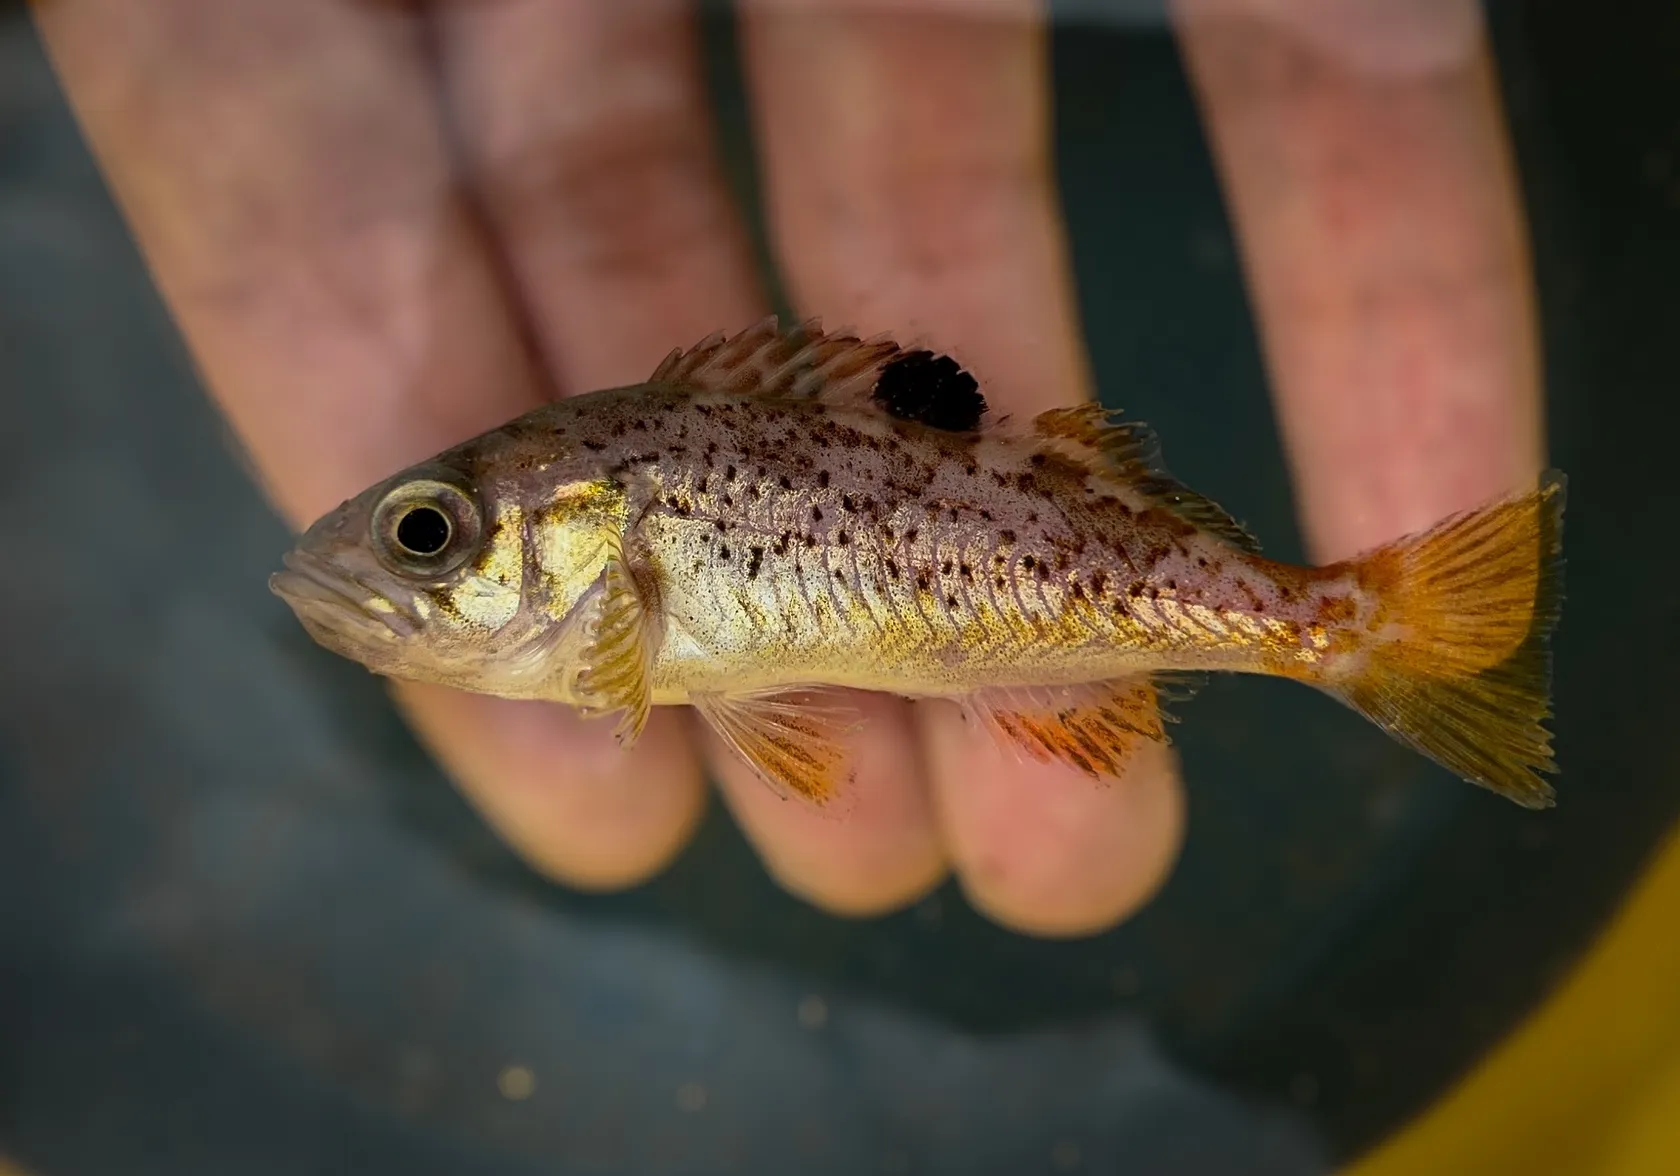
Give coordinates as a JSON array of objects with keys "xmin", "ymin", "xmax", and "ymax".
[{"xmin": 1349, "ymin": 823, "xmax": 1680, "ymax": 1176}]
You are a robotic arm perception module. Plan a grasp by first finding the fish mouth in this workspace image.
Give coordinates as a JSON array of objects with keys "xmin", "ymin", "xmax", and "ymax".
[{"xmin": 269, "ymin": 550, "xmax": 418, "ymax": 641}]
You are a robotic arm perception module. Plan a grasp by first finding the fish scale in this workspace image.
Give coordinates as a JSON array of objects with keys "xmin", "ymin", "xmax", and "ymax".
[{"xmin": 645, "ymin": 393, "xmax": 1279, "ymax": 683}]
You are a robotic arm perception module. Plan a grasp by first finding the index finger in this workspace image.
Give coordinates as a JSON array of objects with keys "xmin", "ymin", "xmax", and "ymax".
[{"xmin": 32, "ymin": 0, "xmax": 706, "ymax": 887}]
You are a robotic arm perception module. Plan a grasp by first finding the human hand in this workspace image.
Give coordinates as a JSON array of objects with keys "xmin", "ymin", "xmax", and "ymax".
[{"xmin": 33, "ymin": 0, "xmax": 1540, "ymax": 936}]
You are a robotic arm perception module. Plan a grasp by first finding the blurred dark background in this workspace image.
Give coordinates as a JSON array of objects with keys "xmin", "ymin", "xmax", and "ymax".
[{"xmin": 2, "ymin": 1, "xmax": 1678, "ymax": 1173}]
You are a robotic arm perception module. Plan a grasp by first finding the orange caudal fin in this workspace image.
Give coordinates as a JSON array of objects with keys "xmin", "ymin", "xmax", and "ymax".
[{"xmin": 1327, "ymin": 471, "xmax": 1567, "ymax": 808}]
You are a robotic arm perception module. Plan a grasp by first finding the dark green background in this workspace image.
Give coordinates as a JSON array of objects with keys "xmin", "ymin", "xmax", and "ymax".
[{"xmin": 1, "ymin": 2, "xmax": 1676, "ymax": 1173}]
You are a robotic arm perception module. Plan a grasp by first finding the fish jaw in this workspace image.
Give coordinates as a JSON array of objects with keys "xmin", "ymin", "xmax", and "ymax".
[{"xmin": 270, "ymin": 548, "xmax": 419, "ymax": 665}]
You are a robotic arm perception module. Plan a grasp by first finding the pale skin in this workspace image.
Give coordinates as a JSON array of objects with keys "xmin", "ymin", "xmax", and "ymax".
[{"xmin": 32, "ymin": 0, "xmax": 1541, "ymax": 936}]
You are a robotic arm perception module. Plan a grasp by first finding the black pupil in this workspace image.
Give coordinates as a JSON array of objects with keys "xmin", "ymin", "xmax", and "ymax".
[{"xmin": 396, "ymin": 505, "xmax": 451, "ymax": 555}]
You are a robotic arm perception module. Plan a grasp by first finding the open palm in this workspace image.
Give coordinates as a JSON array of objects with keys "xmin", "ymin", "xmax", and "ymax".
[{"xmin": 34, "ymin": 0, "xmax": 1542, "ymax": 935}]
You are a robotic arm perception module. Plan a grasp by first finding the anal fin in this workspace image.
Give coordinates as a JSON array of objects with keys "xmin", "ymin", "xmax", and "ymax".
[
  {"xmin": 576, "ymin": 534, "xmax": 659, "ymax": 746},
  {"xmin": 692, "ymin": 688, "xmax": 860, "ymax": 807},
  {"xmin": 964, "ymin": 675, "xmax": 1174, "ymax": 780}
]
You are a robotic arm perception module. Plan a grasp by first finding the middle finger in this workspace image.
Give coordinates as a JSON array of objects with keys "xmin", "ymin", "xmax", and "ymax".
[{"xmin": 739, "ymin": 0, "xmax": 1188, "ymax": 936}]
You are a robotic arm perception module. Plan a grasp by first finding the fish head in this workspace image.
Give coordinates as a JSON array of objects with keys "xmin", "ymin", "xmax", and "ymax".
[{"xmin": 270, "ymin": 454, "xmax": 563, "ymax": 694}]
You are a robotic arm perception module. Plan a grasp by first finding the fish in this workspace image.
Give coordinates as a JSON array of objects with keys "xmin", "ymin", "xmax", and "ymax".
[{"xmin": 270, "ymin": 317, "xmax": 1566, "ymax": 809}]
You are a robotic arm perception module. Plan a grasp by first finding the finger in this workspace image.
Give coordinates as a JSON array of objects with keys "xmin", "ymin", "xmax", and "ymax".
[
  {"xmin": 925, "ymin": 713, "xmax": 1185, "ymax": 935},
  {"xmin": 32, "ymin": 0, "xmax": 704, "ymax": 888},
  {"xmin": 740, "ymin": 0, "xmax": 1186, "ymax": 936},
  {"xmin": 434, "ymin": 0, "xmax": 948, "ymax": 915},
  {"xmin": 432, "ymin": 0, "xmax": 763, "ymax": 388},
  {"xmin": 1172, "ymin": 0, "xmax": 1544, "ymax": 562},
  {"xmin": 394, "ymin": 689, "xmax": 702, "ymax": 890},
  {"xmin": 704, "ymin": 693, "xmax": 948, "ymax": 917},
  {"xmin": 33, "ymin": 0, "xmax": 527, "ymax": 522}
]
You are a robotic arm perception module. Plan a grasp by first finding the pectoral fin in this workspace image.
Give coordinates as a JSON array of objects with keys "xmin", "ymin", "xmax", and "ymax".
[
  {"xmin": 963, "ymin": 675, "xmax": 1176, "ymax": 780},
  {"xmin": 692, "ymin": 688, "xmax": 860, "ymax": 806},
  {"xmin": 576, "ymin": 534, "xmax": 659, "ymax": 746}
]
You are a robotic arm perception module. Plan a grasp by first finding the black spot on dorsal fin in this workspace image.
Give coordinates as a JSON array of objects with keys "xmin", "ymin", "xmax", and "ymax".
[
  {"xmin": 871, "ymin": 350, "xmax": 987, "ymax": 433},
  {"xmin": 648, "ymin": 317, "xmax": 989, "ymax": 429}
]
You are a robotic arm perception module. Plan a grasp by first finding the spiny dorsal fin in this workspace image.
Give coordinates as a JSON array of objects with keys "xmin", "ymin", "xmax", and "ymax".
[
  {"xmin": 649, "ymin": 316, "xmax": 988, "ymax": 433},
  {"xmin": 1031, "ymin": 403, "xmax": 1262, "ymax": 554},
  {"xmin": 648, "ymin": 316, "xmax": 891, "ymax": 401}
]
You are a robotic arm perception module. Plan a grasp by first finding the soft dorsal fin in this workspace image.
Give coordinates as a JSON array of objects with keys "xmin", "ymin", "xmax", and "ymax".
[
  {"xmin": 1030, "ymin": 403, "xmax": 1262, "ymax": 554},
  {"xmin": 1032, "ymin": 403, "xmax": 1162, "ymax": 467},
  {"xmin": 648, "ymin": 316, "xmax": 989, "ymax": 434}
]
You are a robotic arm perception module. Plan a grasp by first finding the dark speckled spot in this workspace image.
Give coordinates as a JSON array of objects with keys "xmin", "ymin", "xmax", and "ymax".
[{"xmin": 872, "ymin": 350, "xmax": 986, "ymax": 432}]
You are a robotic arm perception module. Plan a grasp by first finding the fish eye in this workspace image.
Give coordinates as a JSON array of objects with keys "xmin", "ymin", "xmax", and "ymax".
[
  {"xmin": 395, "ymin": 505, "xmax": 451, "ymax": 556},
  {"xmin": 370, "ymin": 473, "xmax": 485, "ymax": 578}
]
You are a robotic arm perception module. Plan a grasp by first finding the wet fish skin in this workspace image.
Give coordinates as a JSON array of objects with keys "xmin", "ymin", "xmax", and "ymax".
[{"xmin": 271, "ymin": 318, "xmax": 1565, "ymax": 809}]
